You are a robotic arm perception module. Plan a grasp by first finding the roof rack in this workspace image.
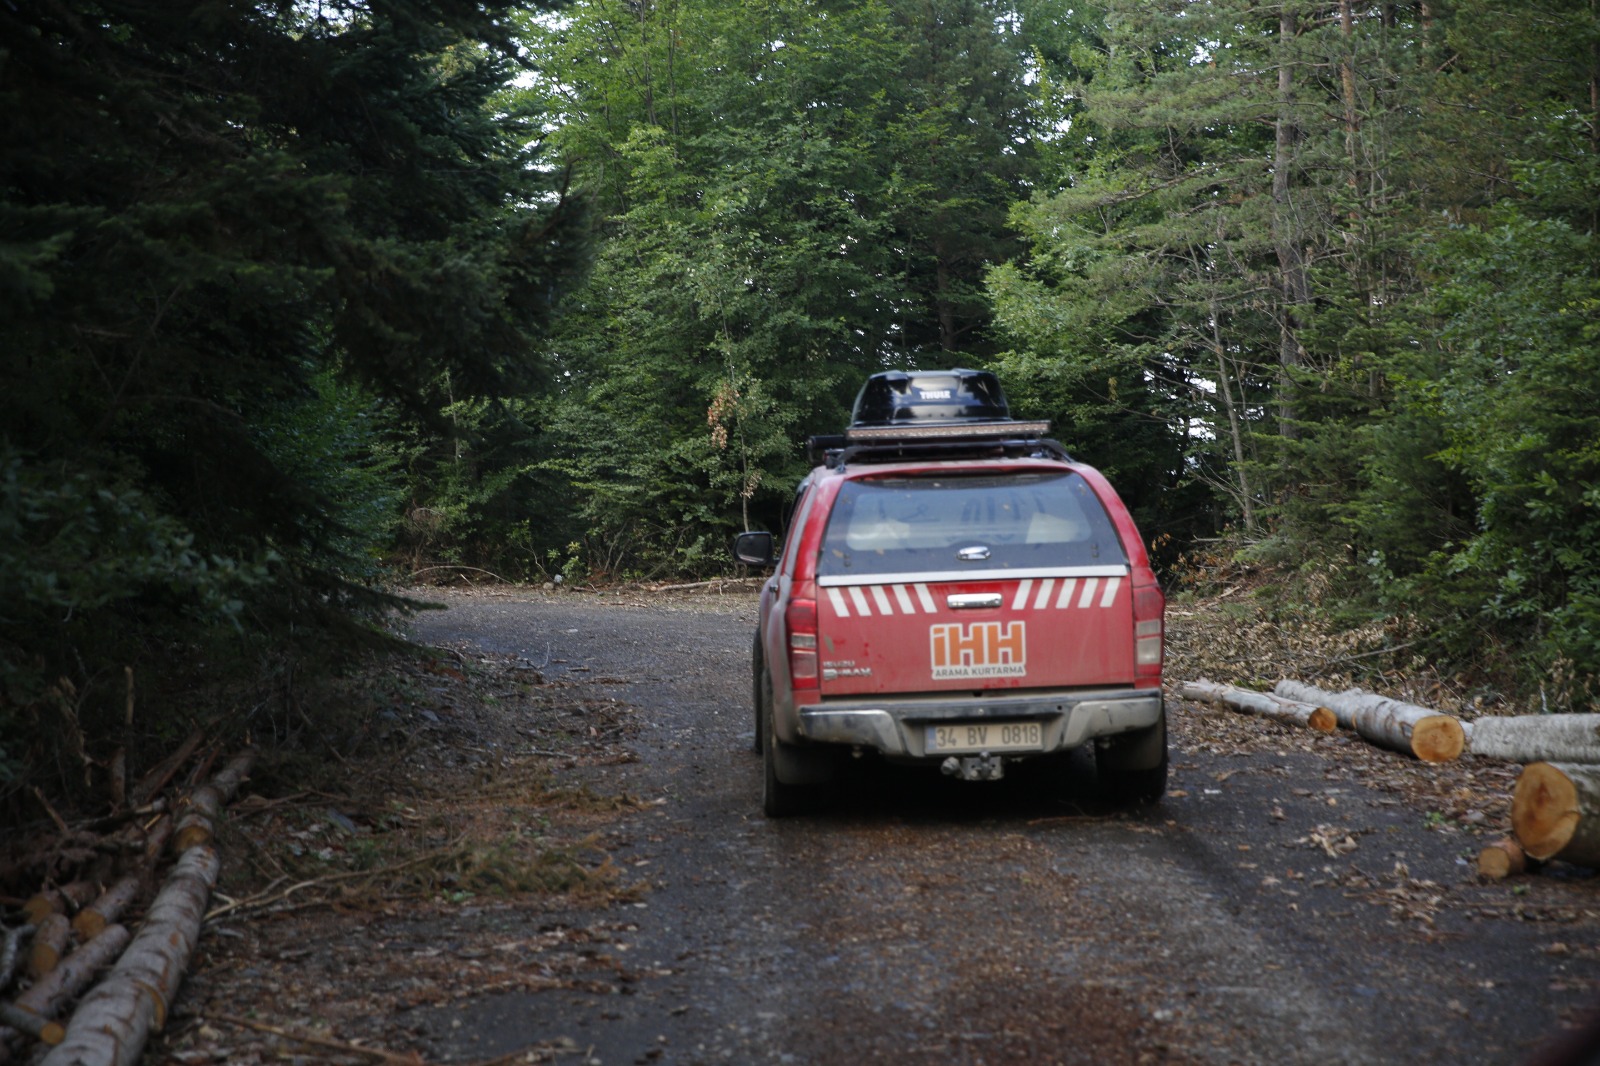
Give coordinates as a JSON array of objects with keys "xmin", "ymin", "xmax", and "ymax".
[
  {"xmin": 810, "ymin": 368, "xmax": 1070, "ymax": 468},
  {"xmin": 807, "ymin": 431, "xmax": 1073, "ymax": 470}
]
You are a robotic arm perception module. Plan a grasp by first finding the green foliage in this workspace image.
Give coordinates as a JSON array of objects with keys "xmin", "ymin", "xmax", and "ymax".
[
  {"xmin": 0, "ymin": 451, "xmax": 269, "ymax": 626},
  {"xmin": 0, "ymin": 0, "xmax": 588, "ymax": 805},
  {"xmin": 1374, "ymin": 214, "xmax": 1600, "ymax": 693},
  {"xmin": 508, "ymin": 0, "xmax": 1041, "ymax": 573},
  {"xmin": 984, "ymin": 0, "xmax": 1600, "ymax": 701},
  {"xmin": 254, "ymin": 371, "xmax": 406, "ymax": 581}
]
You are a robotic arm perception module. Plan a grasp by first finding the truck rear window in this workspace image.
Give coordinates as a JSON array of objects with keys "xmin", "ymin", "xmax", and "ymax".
[{"xmin": 817, "ymin": 471, "xmax": 1126, "ymax": 577}]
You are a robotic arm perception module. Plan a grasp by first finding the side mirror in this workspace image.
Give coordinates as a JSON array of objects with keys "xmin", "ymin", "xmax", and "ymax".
[{"xmin": 732, "ymin": 531, "xmax": 777, "ymax": 568}]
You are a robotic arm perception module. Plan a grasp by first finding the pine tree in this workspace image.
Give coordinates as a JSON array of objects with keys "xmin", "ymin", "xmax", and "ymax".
[{"xmin": 0, "ymin": 0, "xmax": 588, "ymax": 789}]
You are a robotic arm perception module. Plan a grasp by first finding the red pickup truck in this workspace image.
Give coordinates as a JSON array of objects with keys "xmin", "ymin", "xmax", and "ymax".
[{"xmin": 734, "ymin": 369, "xmax": 1166, "ymax": 816}]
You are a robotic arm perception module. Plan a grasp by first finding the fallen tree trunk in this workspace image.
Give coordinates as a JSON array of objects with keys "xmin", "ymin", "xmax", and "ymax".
[
  {"xmin": 22, "ymin": 883, "xmax": 96, "ymax": 926},
  {"xmin": 0, "ymin": 924, "xmax": 32, "ymax": 991},
  {"xmin": 1465, "ymin": 715, "xmax": 1600, "ymax": 764},
  {"xmin": 1274, "ymin": 681, "xmax": 1466, "ymax": 762},
  {"xmin": 72, "ymin": 876, "xmax": 141, "ymax": 941},
  {"xmin": 1512, "ymin": 762, "xmax": 1600, "ymax": 865},
  {"xmin": 142, "ymin": 815, "xmax": 173, "ymax": 868},
  {"xmin": 0, "ymin": 925, "xmax": 130, "ymax": 1064},
  {"xmin": 28, "ymin": 915, "xmax": 70, "ymax": 980},
  {"xmin": 0, "ymin": 1005, "xmax": 62, "ymax": 1049},
  {"xmin": 40, "ymin": 846, "xmax": 219, "ymax": 1066},
  {"xmin": 174, "ymin": 749, "xmax": 256, "ymax": 853},
  {"xmin": 1178, "ymin": 679, "xmax": 1337, "ymax": 733}
]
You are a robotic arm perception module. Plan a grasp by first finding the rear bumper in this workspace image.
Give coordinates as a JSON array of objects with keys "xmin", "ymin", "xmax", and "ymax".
[{"xmin": 796, "ymin": 688, "xmax": 1162, "ymax": 758}]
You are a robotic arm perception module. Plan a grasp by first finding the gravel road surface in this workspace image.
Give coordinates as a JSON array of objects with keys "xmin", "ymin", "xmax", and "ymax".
[{"xmin": 402, "ymin": 588, "xmax": 1600, "ymax": 1066}]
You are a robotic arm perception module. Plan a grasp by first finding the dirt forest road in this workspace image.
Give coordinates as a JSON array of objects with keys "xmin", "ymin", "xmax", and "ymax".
[{"xmin": 401, "ymin": 588, "xmax": 1600, "ymax": 1066}]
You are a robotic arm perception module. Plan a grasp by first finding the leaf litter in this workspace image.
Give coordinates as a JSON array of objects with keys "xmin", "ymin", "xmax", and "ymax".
[{"xmin": 161, "ymin": 644, "xmax": 654, "ymax": 1064}]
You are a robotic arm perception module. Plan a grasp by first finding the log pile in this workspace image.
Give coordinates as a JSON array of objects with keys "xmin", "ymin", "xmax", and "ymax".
[
  {"xmin": 1274, "ymin": 680, "xmax": 1466, "ymax": 762},
  {"xmin": 0, "ymin": 742, "xmax": 255, "ymax": 1066},
  {"xmin": 1177, "ymin": 679, "xmax": 1336, "ymax": 733},
  {"xmin": 1181, "ymin": 678, "xmax": 1600, "ymax": 881}
]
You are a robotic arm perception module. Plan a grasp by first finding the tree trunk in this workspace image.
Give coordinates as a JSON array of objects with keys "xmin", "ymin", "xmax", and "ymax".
[
  {"xmin": 1178, "ymin": 679, "xmax": 1336, "ymax": 732},
  {"xmin": 1339, "ymin": 0, "xmax": 1360, "ymax": 202},
  {"xmin": 1273, "ymin": 681, "xmax": 1465, "ymax": 762},
  {"xmin": 1512, "ymin": 762, "xmax": 1600, "ymax": 864},
  {"xmin": 1272, "ymin": 7, "xmax": 1309, "ymax": 437},
  {"xmin": 1207, "ymin": 288, "xmax": 1256, "ymax": 533},
  {"xmin": 0, "ymin": 925, "xmax": 130, "ymax": 1065},
  {"xmin": 39, "ymin": 846, "xmax": 219, "ymax": 1066},
  {"xmin": 1465, "ymin": 714, "xmax": 1600, "ymax": 764}
]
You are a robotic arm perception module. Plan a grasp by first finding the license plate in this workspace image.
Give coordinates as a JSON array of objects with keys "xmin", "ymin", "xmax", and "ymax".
[{"xmin": 926, "ymin": 720, "xmax": 1044, "ymax": 754}]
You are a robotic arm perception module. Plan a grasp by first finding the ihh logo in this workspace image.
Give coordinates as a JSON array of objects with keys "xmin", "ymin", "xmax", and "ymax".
[{"xmin": 929, "ymin": 621, "xmax": 1027, "ymax": 679}]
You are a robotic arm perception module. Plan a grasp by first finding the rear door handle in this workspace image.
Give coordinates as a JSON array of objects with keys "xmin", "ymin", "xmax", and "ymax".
[{"xmin": 947, "ymin": 593, "xmax": 1002, "ymax": 610}]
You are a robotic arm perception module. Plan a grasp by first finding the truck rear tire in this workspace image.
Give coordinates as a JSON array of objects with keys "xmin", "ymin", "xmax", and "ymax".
[
  {"xmin": 763, "ymin": 684, "xmax": 808, "ymax": 818},
  {"xmin": 1096, "ymin": 712, "xmax": 1168, "ymax": 805},
  {"xmin": 760, "ymin": 666, "xmax": 829, "ymax": 817}
]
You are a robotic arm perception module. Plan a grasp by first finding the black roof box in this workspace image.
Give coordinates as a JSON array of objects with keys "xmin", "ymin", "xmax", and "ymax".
[
  {"xmin": 850, "ymin": 368, "xmax": 1010, "ymax": 426},
  {"xmin": 812, "ymin": 368, "xmax": 1059, "ymax": 465}
]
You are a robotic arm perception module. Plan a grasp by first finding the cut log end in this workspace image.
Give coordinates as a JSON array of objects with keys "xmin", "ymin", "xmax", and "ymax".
[
  {"xmin": 1513, "ymin": 762, "xmax": 1582, "ymax": 861},
  {"xmin": 29, "ymin": 913, "xmax": 71, "ymax": 979},
  {"xmin": 71, "ymin": 911, "xmax": 108, "ymax": 941},
  {"xmin": 1307, "ymin": 707, "xmax": 1337, "ymax": 733},
  {"xmin": 1412, "ymin": 716, "xmax": 1466, "ymax": 763},
  {"xmin": 1477, "ymin": 838, "xmax": 1528, "ymax": 880},
  {"xmin": 174, "ymin": 824, "xmax": 213, "ymax": 853}
]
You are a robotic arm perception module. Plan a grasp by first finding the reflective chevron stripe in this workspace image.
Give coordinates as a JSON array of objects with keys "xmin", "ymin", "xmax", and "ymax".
[{"xmin": 825, "ymin": 576, "xmax": 1124, "ymax": 618}]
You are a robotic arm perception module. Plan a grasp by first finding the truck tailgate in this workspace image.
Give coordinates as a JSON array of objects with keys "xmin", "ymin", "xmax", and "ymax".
[{"xmin": 816, "ymin": 566, "xmax": 1133, "ymax": 695}]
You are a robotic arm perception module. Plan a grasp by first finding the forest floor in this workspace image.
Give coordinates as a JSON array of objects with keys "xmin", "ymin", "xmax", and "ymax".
[{"xmin": 134, "ymin": 581, "xmax": 1600, "ymax": 1066}]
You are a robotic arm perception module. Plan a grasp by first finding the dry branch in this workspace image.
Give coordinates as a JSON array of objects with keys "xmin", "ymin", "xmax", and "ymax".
[
  {"xmin": 40, "ymin": 846, "xmax": 220, "ymax": 1066},
  {"xmin": 212, "ymin": 1013, "xmax": 425, "ymax": 1065},
  {"xmin": 1274, "ymin": 681, "xmax": 1465, "ymax": 762},
  {"xmin": 652, "ymin": 577, "xmax": 761, "ymax": 593},
  {"xmin": 72, "ymin": 801, "xmax": 166, "ymax": 837},
  {"xmin": 1465, "ymin": 714, "xmax": 1600, "ymax": 764},
  {"xmin": 203, "ymin": 838, "xmax": 468, "ymax": 921},
  {"xmin": 30, "ymin": 788, "xmax": 69, "ymax": 837},
  {"xmin": 130, "ymin": 726, "xmax": 207, "ymax": 807},
  {"xmin": 108, "ymin": 749, "xmax": 126, "ymax": 813},
  {"xmin": 1178, "ymin": 679, "xmax": 1336, "ymax": 732}
]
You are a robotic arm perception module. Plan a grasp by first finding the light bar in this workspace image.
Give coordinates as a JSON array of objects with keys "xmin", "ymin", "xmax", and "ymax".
[{"xmin": 845, "ymin": 420, "xmax": 1051, "ymax": 443}]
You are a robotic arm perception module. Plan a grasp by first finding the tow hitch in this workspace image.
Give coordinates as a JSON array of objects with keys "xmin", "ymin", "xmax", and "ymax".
[{"xmin": 941, "ymin": 754, "xmax": 1005, "ymax": 781}]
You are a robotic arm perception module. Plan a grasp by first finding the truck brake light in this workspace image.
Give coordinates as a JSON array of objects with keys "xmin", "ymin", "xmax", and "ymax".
[
  {"xmin": 786, "ymin": 588, "xmax": 819, "ymax": 690},
  {"xmin": 1132, "ymin": 583, "xmax": 1164, "ymax": 681}
]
